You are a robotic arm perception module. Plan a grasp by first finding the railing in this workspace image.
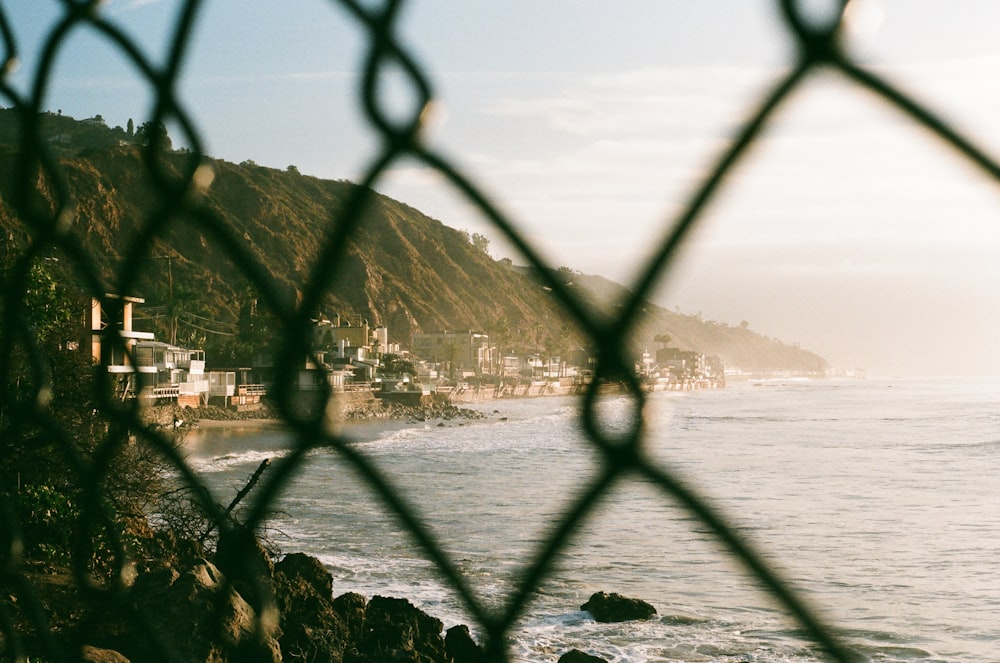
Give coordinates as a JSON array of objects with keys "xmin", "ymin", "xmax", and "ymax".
[
  {"xmin": 140, "ymin": 385, "xmax": 181, "ymax": 400},
  {"xmin": 2, "ymin": 2, "xmax": 1000, "ymax": 663}
]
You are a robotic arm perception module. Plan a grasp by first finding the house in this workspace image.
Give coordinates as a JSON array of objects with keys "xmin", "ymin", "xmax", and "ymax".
[
  {"xmin": 88, "ymin": 294, "xmax": 208, "ymax": 406},
  {"xmin": 131, "ymin": 340, "xmax": 208, "ymax": 407},
  {"xmin": 88, "ymin": 294, "xmax": 155, "ymax": 374},
  {"xmin": 412, "ymin": 330, "xmax": 491, "ymax": 377},
  {"xmin": 654, "ymin": 346, "xmax": 725, "ymax": 388},
  {"xmin": 313, "ymin": 314, "xmax": 375, "ymax": 353},
  {"xmin": 501, "ymin": 354, "xmax": 521, "ymax": 379},
  {"xmin": 655, "ymin": 347, "xmax": 705, "ymax": 379},
  {"xmin": 207, "ymin": 367, "xmax": 267, "ymax": 409}
]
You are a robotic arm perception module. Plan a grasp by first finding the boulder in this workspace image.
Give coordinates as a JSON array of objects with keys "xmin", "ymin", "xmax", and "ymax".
[
  {"xmin": 558, "ymin": 649, "xmax": 609, "ymax": 663},
  {"xmin": 271, "ymin": 556, "xmax": 454, "ymax": 663},
  {"xmin": 346, "ymin": 595, "xmax": 448, "ymax": 663},
  {"xmin": 80, "ymin": 645, "xmax": 131, "ymax": 663},
  {"xmin": 274, "ymin": 552, "xmax": 333, "ymax": 598},
  {"xmin": 580, "ymin": 592, "xmax": 656, "ymax": 623},
  {"xmin": 333, "ymin": 592, "xmax": 369, "ymax": 643},
  {"xmin": 128, "ymin": 558, "xmax": 282, "ymax": 662},
  {"xmin": 273, "ymin": 554, "xmax": 351, "ymax": 663},
  {"xmin": 215, "ymin": 525, "xmax": 276, "ymax": 610},
  {"xmin": 444, "ymin": 624, "xmax": 485, "ymax": 663}
]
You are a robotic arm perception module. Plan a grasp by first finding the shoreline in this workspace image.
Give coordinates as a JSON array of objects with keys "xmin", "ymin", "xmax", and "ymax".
[
  {"xmin": 192, "ymin": 417, "xmax": 285, "ymax": 430},
  {"xmin": 171, "ymin": 398, "xmax": 491, "ymax": 436}
]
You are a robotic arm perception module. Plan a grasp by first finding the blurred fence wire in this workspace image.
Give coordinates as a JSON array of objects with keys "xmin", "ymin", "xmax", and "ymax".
[{"xmin": 2, "ymin": 1, "xmax": 1000, "ymax": 662}]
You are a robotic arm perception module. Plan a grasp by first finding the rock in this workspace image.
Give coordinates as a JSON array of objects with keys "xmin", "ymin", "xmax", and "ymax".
[
  {"xmin": 346, "ymin": 595, "xmax": 448, "ymax": 663},
  {"xmin": 275, "ymin": 552, "xmax": 333, "ymax": 598},
  {"xmin": 272, "ymin": 555, "xmax": 455, "ymax": 663},
  {"xmin": 333, "ymin": 592, "xmax": 369, "ymax": 643},
  {"xmin": 444, "ymin": 624, "xmax": 484, "ymax": 663},
  {"xmin": 81, "ymin": 645, "xmax": 131, "ymax": 663},
  {"xmin": 273, "ymin": 554, "xmax": 351, "ymax": 663},
  {"xmin": 129, "ymin": 558, "xmax": 282, "ymax": 662},
  {"xmin": 215, "ymin": 525, "xmax": 276, "ymax": 612},
  {"xmin": 558, "ymin": 649, "xmax": 608, "ymax": 663},
  {"xmin": 580, "ymin": 592, "xmax": 656, "ymax": 623}
]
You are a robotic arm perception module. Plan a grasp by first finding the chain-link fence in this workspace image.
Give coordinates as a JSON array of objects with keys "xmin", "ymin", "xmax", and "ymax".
[{"xmin": 2, "ymin": 1, "xmax": 998, "ymax": 662}]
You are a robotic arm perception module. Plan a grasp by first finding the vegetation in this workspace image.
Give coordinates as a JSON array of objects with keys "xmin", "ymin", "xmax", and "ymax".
[
  {"xmin": 381, "ymin": 353, "xmax": 416, "ymax": 377},
  {"xmin": 1, "ymin": 247, "xmax": 137, "ymax": 575}
]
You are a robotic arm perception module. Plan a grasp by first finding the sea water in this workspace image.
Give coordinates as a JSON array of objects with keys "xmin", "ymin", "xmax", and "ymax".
[{"xmin": 184, "ymin": 376, "xmax": 1000, "ymax": 662}]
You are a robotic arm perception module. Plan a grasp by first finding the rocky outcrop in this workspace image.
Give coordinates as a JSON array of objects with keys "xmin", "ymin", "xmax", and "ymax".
[
  {"xmin": 128, "ymin": 558, "xmax": 282, "ymax": 663},
  {"xmin": 445, "ymin": 624, "xmax": 486, "ymax": 663},
  {"xmin": 345, "ymin": 595, "xmax": 449, "ymax": 663},
  {"xmin": 580, "ymin": 592, "xmax": 657, "ymax": 623},
  {"xmin": 558, "ymin": 650, "xmax": 609, "ymax": 663},
  {"xmin": 39, "ymin": 551, "xmax": 474, "ymax": 663},
  {"xmin": 340, "ymin": 399, "xmax": 486, "ymax": 423},
  {"xmin": 272, "ymin": 553, "xmax": 353, "ymax": 663},
  {"xmin": 272, "ymin": 554, "xmax": 458, "ymax": 663}
]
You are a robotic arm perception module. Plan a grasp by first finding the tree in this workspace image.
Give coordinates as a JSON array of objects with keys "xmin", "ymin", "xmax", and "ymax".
[
  {"xmin": 163, "ymin": 282, "xmax": 201, "ymax": 346},
  {"xmin": 0, "ymin": 246, "xmax": 82, "ymax": 417},
  {"xmin": 1, "ymin": 254, "xmax": 129, "ymax": 562},
  {"xmin": 382, "ymin": 354, "xmax": 415, "ymax": 377},
  {"xmin": 490, "ymin": 315, "xmax": 513, "ymax": 380},
  {"xmin": 22, "ymin": 258, "xmax": 75, "ymax": 345},
  {"xmin": 208, "ymin": 284, "xmax": 279, "ymax": 369},
  {"xmin": 135, "ymin": 120, "xmax": 172, "ymax": 150},
  {"xmin": 471, "ymin": 232, "xmax": 490, "ymax": 254},
  {"xmin": 556, "ymin": 265, "xmax": 576, "ymax": 285}
]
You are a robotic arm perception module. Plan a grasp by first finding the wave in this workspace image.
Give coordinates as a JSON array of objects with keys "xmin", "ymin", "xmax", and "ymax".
[
  {"xmin": 349, "ymin": 403, "xmax": 581, "ymax": 455},
  {"xmin": 187, "ymin": 448, "xmax": 288, "ymax": 474}
]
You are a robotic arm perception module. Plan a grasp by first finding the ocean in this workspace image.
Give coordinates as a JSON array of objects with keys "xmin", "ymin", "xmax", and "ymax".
[{"xmin": 184, "ymin": 376, "xmax": 1000, "ymax": 662}]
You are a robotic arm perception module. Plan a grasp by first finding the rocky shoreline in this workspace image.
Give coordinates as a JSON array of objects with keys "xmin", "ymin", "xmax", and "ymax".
[
  {"xmin": 8, "ymin": 542, "xmax": 653, "ymax": 662},
  {"xmin": 160, "ymin": 397, "xmax": 488, "ymax": 430},
  {"xmin": 5, "ymin": 398, "xmax": 661, "ymax": 662}
]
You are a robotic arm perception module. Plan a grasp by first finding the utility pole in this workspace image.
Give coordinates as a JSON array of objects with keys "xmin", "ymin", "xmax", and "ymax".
[{"xmin": 150, "ymin": 255, "xmax": 175, "ymax": 343}]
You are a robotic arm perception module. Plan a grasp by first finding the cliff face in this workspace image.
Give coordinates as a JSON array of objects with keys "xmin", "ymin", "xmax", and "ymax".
[{"xmin": 0, "ymin": 110, "xmax": 827, "ymax": 373}]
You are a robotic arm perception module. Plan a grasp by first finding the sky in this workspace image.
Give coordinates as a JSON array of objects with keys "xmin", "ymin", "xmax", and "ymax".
[{"xmin": 4, "ymin": 0, "xmax": 1000, "ymax": 376}]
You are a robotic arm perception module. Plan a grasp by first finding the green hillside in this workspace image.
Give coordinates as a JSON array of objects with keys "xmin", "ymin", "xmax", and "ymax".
[{"xmin": 0, "ymin": 110, "xmax": 827, "ymax": 374}]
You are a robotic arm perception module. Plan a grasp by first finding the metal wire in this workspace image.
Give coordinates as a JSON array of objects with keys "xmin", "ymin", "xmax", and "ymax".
[{"xmin": 3, "ymin": 1, "xmax": 999, "ymax": 661}]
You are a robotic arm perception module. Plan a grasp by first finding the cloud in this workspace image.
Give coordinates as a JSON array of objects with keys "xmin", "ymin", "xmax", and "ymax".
[{"xmin": 488, "ymin": 65, "xmax": 771, "ymax": 140}]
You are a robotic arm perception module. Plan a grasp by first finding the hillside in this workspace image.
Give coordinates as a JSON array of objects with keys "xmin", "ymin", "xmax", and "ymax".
[
  {"xmin": 0, "ymin": 110, "xmax": 827, "ymax": 374},
  {"xmin": 523, "ymin": 269, "xmax": 828, "ymax": 374}
]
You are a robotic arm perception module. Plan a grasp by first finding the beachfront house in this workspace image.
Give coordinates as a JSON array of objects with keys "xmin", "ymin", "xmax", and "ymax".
[
  {"xmin": 88, "ymin": 294, "xmax": 155, "ymax": 375},
  {"xmin": 131, "ymin": 340, "xmax": 208, "ymax": 406},
  {"xmin": 88, "ymin": 294, "xmax": 209, "ymax": 405},
  {"xmin": 412, "ymin": 330, "xmax": 492, "ymax": 378}
]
